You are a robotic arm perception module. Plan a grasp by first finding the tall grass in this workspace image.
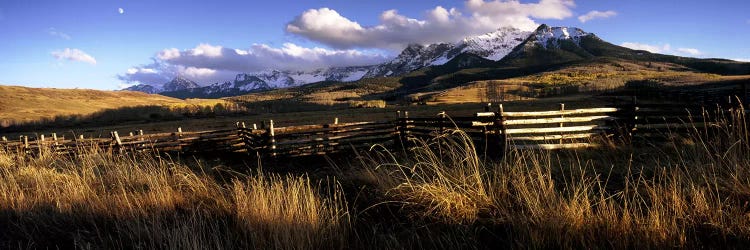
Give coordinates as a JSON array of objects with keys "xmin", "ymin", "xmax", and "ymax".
[
  {"xmin": 2, "ymin": 108, "xmax": 750, "ymax": 248},
  {"xmin": 355, "ymin": 108, "xmax": 750, "ymax": 248},
  {"xmin": 0, "ymin": 148, "xmax": 349, "ymax": 249}
]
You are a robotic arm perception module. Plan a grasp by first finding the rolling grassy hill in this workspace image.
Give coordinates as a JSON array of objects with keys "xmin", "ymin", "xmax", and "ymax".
[
  {"xmin": 0, "ymin": 85, "xmax": 230, "ymax": 126},
  {"xmin": 227, "ymin": 28, "xmax": 750, "ymax": 108}
]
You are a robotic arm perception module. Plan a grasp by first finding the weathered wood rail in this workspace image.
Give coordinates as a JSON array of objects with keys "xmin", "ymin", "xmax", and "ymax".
[
  {"xmin": 0, "ymin": 128, "xmax": 246, "ymax": 156},
  {"xmin": 237, "ymin": 120, "xmax": 395, "ymax": 157},
  {"xmin": 1, "ymin": 99, "xmax": 746, "ymax": 159}
]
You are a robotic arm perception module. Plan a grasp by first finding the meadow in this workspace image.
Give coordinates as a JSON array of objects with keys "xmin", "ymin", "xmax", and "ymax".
[{"xmin": 1, "ymin": 106, "xmax": 748, "ymax": 249}]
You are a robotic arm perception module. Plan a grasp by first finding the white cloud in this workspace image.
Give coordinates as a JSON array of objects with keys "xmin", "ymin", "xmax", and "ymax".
[
  {"xmin": 119, "ymin": 43, "xmax": 389, "ymax": 86},
  {"xmin": 120, "ymin": 64, "xmax": 172, "ymax": 86},
  {"xmin": 157, "ymin": 48, "xmax": 181, "ymax": 60},
  {"xmin": 620, "ymin": 42, "xmax": 671, "ymax": 53},
  {"xmin": 577, "ymin": 10, "xmax": 617, "ymax": 23},
  {"xmin": 48, "ymin": 28, "xmax": 71, "ymax": 40},
  {"xmin": 731, "ymin": 58, "xmax": 750, "ymax": 62},
  {"xmin": 118, "ymin": 8, "xmax": 124, "ymax": 14},
  {"xmin": 51, "ymin": 48, "xmax": 97, "ymax": 65},
  {"xmin": 621, "ymin": 42, "xmax": 705, "ymax": 57},
  {"xmin": 676, "ymin": 47, "xmax": 701, "ymax": 56},
  {"xmin": 183, "ymin": 67, "xmax": 216, "ymax": 78},
  {"xmin": 189, "ymin": 43, "xmax": 223, "ymax": 57},
  {"xmin": 286, "ymin": 0, "xmax": 576, "ymax": 50}
]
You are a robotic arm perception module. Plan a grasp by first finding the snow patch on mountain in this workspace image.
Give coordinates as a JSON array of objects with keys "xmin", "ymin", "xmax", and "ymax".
[
  {"xmin": 364, "ymin": 27, "xmax": 531, "ymax": 77},
  {"xmin": 461, "ymin": 27, "xmax": 532, "ymax": 61},
  {"xmin": 533, "ymin": 25, "xmax": 589, "ymax": 48},
  {"xmin": 123, "ymin": 24, "xmax": 594, "ymax": 98}
]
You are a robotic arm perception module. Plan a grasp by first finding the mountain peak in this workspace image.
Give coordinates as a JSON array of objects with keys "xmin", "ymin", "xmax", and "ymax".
[
  {"xmin": 535, "ymin": 24, "xmax": 550, "ymax": 31},
  {"xmin": 530, "ymin": 24, "xmax": 591, "ymax": 48},
  {"xmin": 124, "ymin": 83, "xmax": 159, "ymax": 94},
  {"xmin": 162, "ymin": 75, "xmax": 199, "ymax": 92},
  {"xmin": 461, "ymin": 26, "xmax": 532, "ymax": 61}
]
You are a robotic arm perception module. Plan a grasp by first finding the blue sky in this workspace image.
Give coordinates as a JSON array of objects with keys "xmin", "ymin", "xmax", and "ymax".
[{"xmin": 0, "ymin": 0, "xmax": 748, "ymax": 90}]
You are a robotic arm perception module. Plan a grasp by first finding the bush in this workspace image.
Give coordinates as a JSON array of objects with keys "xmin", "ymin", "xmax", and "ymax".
[{"xmin": 347, "ymin": 100, "xmax": 386, "ymax": 109}]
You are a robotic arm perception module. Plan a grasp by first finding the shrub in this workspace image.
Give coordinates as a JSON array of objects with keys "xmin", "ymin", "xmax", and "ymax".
[{"xmin": 347, "ymin": 100, "xmax": 386, "ymax": 109}]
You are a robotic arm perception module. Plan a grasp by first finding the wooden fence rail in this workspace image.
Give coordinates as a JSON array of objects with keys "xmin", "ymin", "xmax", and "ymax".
[{"xmin": 2, "ymin": 99, "xmax": 747, "ymax": 159}]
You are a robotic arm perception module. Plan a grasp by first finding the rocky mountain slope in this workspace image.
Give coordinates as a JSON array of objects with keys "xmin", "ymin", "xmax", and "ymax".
[
  {"xmin": 123, "ymin": 24, "xmax": 750, "ymax": 99},
  {"xmin": 123, "ymin": 27, "xmax": 534, "ymax": 97}
]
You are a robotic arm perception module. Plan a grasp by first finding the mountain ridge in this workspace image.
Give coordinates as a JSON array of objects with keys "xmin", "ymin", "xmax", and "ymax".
[
  {"xmin": 123, "ymin": 26, "xmax": 538, "ymax": 97},
  {"xmin": 123, "ymin": 24, "xmax": 750, "ymax": 99}
]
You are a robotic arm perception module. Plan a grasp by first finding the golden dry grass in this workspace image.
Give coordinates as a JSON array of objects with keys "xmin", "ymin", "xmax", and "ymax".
[
  {"xmin": 0, "ymin": 148, "xmax": 349, "ymax": 249},
  {"xmin": 0, "ymin": 85, "xmax": 244, "ymax": 128},
  {"xmin": 2, "ymin": 104, "xmax": 750, "ymax": 248},
  {"xmin": 0, "ymin": 85, "xmax": 183, "ymax": 123},
  {"xmin": 352, "ymin": 109, "xmax": 750, "ymax": 248},
  {"xmin": 422, "ymin": 60, "xmax": 749, "ymax": 104}
]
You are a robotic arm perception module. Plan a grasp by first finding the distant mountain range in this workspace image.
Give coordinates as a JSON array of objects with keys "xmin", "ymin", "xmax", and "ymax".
[
  {"xmin": 124, "ymin": 26, "xmax": 543, "ymax": 97},
  {"xmin": 124, "ymin": 24, "xmax": 749, "ymax": 99}
]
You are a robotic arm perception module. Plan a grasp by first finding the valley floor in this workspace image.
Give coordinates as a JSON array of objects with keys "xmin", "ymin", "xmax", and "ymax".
[
  {"xmin": 1, "ymin": 100, "xmax": 749, "ymax": 249},
  {"xmin": 0, "ymin": 95, "xmax": 608, "ymax": 139}
]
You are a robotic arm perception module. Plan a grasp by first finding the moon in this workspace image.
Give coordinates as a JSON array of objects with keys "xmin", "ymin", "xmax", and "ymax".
[{"xmin": 118, "ymin": 8, "xmax": 124, "ymax": 14}]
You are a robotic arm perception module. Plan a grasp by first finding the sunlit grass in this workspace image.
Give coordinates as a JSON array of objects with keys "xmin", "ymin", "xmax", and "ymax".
[
  {"xmin": 2, "ymin": 106, "xmax": 749, "ymax": 248},
  {"xmin": 0, "ymin": 148, "xmax": 349, "ymax": 249},
  {"xmin": 353, "ymin": 108, "xmax": 750, "ymax": 248}
]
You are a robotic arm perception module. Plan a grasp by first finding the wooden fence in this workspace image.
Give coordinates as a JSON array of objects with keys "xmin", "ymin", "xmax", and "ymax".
[
  {"xmin": 1, "ymin": 100, "xmax": 746, "ymax": 159},
  {"xmin": 237, "ymin": 119, "xmax": 395, "ymax": 158},
  {"xmin": 0, "ymin": 128, "xmax": 245, "ymax": 156}
]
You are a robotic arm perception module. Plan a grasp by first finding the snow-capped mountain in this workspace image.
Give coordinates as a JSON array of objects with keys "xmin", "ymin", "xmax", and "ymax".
[
  {"xmin": 461, "ymin": 26, "xmax": 533, "ymax": 61},
  {"xmin": 125, "ymin": 75, "xmax": 199, "ymax": 93},
  {"xmin": 363, "ymin": 43, "xmax": 459, "ymax": 78},
  {"xmin": 125, "ymin": 66, "xmax": 374, "ymax": 97},
  {"xmin": 124, "ymin": 24, "xmax": 597, "ymax": 98},
  {"xmin": 531, "ymin": 25, "xmax": 589, "ymax": 49},
  {"xmin": 499, "ymin": 24, "xmax": 603, "ymax": 66},
  {"xmin": 363, "ymin": 27, "xmax": 532, "ymax": 78},
  {"xmin": 234, "ymin": 66, "xmax": 374, "ymax": 90},
  {"xmin": 162, "ymin": 75, "xmax": 200, "ymax": 92},
  {"xmin": 124, "ymin": 83, "xmax": 160, "ymax": 94}
]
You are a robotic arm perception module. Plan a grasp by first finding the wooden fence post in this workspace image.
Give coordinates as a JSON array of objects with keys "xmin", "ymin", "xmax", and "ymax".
[
  {"xmin": 629, "ymin": 96, "xmax": 638, "ymax": 140},
  {"xmin": 502, "ymin": 103, "xmax": 509, "ymax": 154},
  {"xmin": 559, "ymin": 103, "xmax": 565, "ymax": 144},
  {"xmin": 51, "ymin": 133, "xmax": 58, "ymax": 153},
  {"xmin": 330, "ymin": 117, "xmax": 340, "ymax": 152},
  {"xmin": 268, "ymin": 120, "xmax": 276, "ymax": 158},
  {"xmin": 394, "ymin": 111, "xmax": 403, "ymax": 149},
  {"xmin": 112, "ymin": 131, "xmax": 122, "ymax": 145},
  {"xmin": 112, "ymin": 131, "xmax": 122, "ymax": 153},
  {"xmin": 404, "ymin": 111, "xmax": 410, "ymax": 142},
  {"xmin": 174, "ymin": 127, "xmax": 183, "ymax": 150},
  {"xmin": 438, "ymin": 111, "xmax": 446, "ymax": 135},
  {"xmin": 496, "ymin": 104, "xmax": 507, "ymax": 158},
  {"xmin": 37, "ymin": 135, "xmax": 45, "ymax": 156}
]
